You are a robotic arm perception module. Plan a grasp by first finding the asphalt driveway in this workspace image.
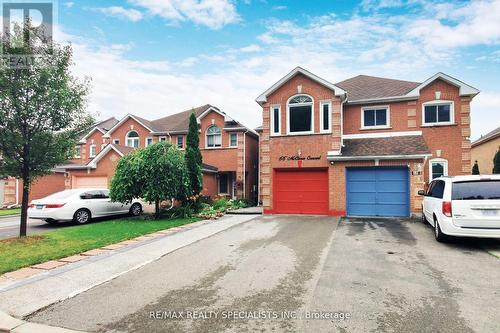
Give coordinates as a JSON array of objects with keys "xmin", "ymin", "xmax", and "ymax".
[{"xmin": 27, "ymin": 215, "xmax": 500, "ymax": 333}]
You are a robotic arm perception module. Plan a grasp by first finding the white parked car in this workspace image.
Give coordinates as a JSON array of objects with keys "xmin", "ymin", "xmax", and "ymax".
[
  {"xmin": 419, "ymin": 175, "xmax": 500, "ymax": 242},
  {"xmin": 28, "ymin": 189, "xmax": 142, "ymax": 225}
]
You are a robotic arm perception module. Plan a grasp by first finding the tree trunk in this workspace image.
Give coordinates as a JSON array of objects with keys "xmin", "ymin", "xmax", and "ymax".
[
  {"xmin": 155, "ymin": 200, "xmax": 160, "ymax": 219},
  {"xmin": 20, "ymin": 179, "xmax": 30, "ymax": 237}
]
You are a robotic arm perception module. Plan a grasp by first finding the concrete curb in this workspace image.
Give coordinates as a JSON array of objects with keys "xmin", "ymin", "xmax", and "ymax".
[{"xmin": 0, "ymin": 310, "xmax": 85, "ymax": 332}]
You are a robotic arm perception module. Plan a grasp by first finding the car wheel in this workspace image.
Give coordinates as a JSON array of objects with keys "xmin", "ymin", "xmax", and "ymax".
[
  {"xmin": 434, "ymin": 217, "xmax": 447, "ymax": 242},
  {"xmin": 44, "ymin": 219, "xmax": 58, "ymax": 226},
  {"xmin": 73, "ymin": 209, "xmax": 91, "ymax": 224},
  {"xmin": 129, "ymin": 203, "xmax": 142, "ymax": 216}
]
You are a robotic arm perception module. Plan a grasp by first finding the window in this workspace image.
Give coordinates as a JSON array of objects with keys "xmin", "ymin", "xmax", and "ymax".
[
  {"xmin": 270, "ymin": 105, "xmax": 281, "ymax": 135},
  {"xmin": 229, "ymin": 133, "xmax": 238, "ymax": 147},
  {"xmin": 452, "ymin": 180, "xmax": 500, "ymax": 200},
  {"xmin": 113, "ymin": 139, "xmax": 120, "ymax": 145},
  {"xmin": 126, "ymin": 131, "xmax": 140, "ymax": 148},
  {"xmin": 429, "ymin": 180, "xmax": 445, "ymax": 199},
  {"xmin": 423, "ymin": 101, "xmax": 453, "ymax": 125},
  {"xmin": 74, "ymin": 146, "xmax": 81, "ymax": 158},
  {"xmin": 320, "ymin": 101, "xmax": 331, "ymax": 133},
  {"xmin": 145, "ymin": 137, "xmax": 153, "ymax": 147},
  {"xmin": 219, "ymin": 174, "xmax": 229, "ymax": 194},
  {"xmin": 177, "ymin": 136, "xmax": 184, "ymax": 149},
  {"xmin": 206, "ymin": 126, "xmax": 222, "ymax": 148},
  {"xmin": 159, "ymin": 136, "xmax": 167, "ymax": 142},
  {"xmin": 362, "ymin": 107, "xmax": 389, "ymax": 128},
  {"xmin": 287, "ymin": 95, "xmax": 313, "ymax": 134},
  {"xmin": 89, "ymin": 144, "xmax": 96, "ymax": 158},
  {"xmin": 429, "ymin": 158, "xmax": 448, "ymax": 182}
]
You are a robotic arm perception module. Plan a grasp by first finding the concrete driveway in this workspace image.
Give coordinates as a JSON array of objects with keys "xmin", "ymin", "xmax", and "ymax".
[{"xmin": 27, "ymin": 215, "xmax": 500, "ymax": 333}]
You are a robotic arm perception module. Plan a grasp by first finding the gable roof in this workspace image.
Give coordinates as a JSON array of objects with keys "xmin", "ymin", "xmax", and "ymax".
[
  {"xmin": 256, "ymin": 66, "xmax": 347, "ymax": 104},
  {"xmin": 472, "ymin": 125, "xmax": 500, "ymax": 147},
  {"xmin": 79, "ymin": 117, "xmax": 119, "ymax": 142},
  {"xmin": 407, "ymin": 72, "xmax": 479, "ymax": 98},
  {"xmin": 335, "ymin": 75, "xmax": 420, "ymax": 102},
  {"xmin": 150, "ymin": 104, "xmax": 211, "ymax": 133},
  {"xmin": 103, "ymin": 114, "xmax": 156, "ymax": 138},
  {"xmin": 62, "ymin": 144, "xmax": 135, "ymax": 169}
]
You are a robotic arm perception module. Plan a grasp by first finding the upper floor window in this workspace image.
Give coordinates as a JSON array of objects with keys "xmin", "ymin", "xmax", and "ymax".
[
  {"xmin": 429, "ymin": 158, "xmax": 448, "ymax": 182},
  {"xmin": 362, "ymin": 106, "xmax": 389, "ymax": 129},
  {"xmin": 206, "ymin": 126, "xmax": 222, "ymax": 148},
  {"xmin": 177, "ymin": 136, "xmax": 184, "ymax": 149},
  {"xmin": 423, "ymin": 101, "xmax": 454, "ymax": 126},
  {"xmin": 113, "ymin": 139, "xmax": 120, "ymax": 145},
  {"xmin": 270, "ymin": 105, "xmax": 281, "ymax": 136},
  {"xmin": 320, "ymin": 101, "xmax": 331, "ymax": 133},
  {"xmin": 145, "ymin": 137, "xmax": 153, "ymax": 147},
  {"xmin": 159, "ymin": 136, "xmax": 167, "ymax": 142},
  {"xmin": 74, "ymin": 146, "xmax": 81, "ymax": 158},
  {"xmin": 126, "ymin": 131, "xmax": 140, "ymax": 148},
  {"xmin": 229, "ymin": 133, "xmax": 238, "ymax": 147},
  {"xmin": 287, "ymin": 94, "xmax": 313, "ymax": 134},
  {"xmin": 89, "ymin": 144, "xmax": 96, "ymax": 158}
]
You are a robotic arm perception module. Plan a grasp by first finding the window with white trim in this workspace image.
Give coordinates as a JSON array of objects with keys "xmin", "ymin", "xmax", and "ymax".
[
  {"xmin": 206, "ymin": 126, "xmax": 222, "ymax": 148},
  {"xmin": 145, "ymin": 137, "xmax": 153, "ymax": 147},
  {"xmin": 287, "ymin": 95, "xmax": 313, "ymax": 134},
  {"xmin": 423, "ymin": 101, "xmax": 453, "ymax": 125},
  {"xmin": 177, "ymin": 136, "xmax": 184, "ymax": 149},
  {"xmin": 74, "ymin": 146, "xmax": 81, "ymax": 158},
  {"xmin": 229, "ymin": 133, "xmax": 238, "ymax": 147},
  {"xmin": 362, "ymin": 107, "xmax": 389, "ymax": 128},
  {"xmin": 89, "ymin": 144, "xmax": 96, "ymax": 158},
  {"xmin": 113, "ymin": 139, "xmax": 120, "ymax": 145},
  {"xmin": 320, "ymin": 101, "xmax": 331, "ymax": 133},
  {"xmin": 270, "ymin": 105, "xmax": 281, "ymax": 135},
  {"xmin": 159, "ymin": 136, "xmax": 167, "ymax": 142},
  {"xmin": 126, "ymin": 131, "xmax": 140, "ymax": 148},
  {"xmin": 429, "ymin": 158, "xmax": 448, "ymax": 181}
]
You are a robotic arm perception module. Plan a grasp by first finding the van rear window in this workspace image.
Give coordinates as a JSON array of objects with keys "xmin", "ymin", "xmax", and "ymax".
[{"xmin": 452, "ymin": 180, "xmax": 500, "ymax": 200}]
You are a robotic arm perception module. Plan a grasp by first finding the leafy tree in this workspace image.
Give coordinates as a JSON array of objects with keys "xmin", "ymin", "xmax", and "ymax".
[
  {"xmin": 493, "ymin": 149, "xmax": 500, "ymax": 174},
  {"xmin": 471, "ymin": 160, "xmax": 480, "ymax": 175},
  {"xmin": 185, "ymin": 112, "xmax": 203, "ymax": 196},
  {"xmin": 110, "ymin": 142, "xmax": 190, "ymax": 219},
  {"xmin": 0, "ymin": 23, "xmax": 92, "ymax": 237}
]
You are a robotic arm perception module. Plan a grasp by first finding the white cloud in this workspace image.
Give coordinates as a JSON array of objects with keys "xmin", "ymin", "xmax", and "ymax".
[
  {"xmin": 238, "ymin": 44, "xmax": 261, "ymax": 53},
  {"xmin": 272, "ymin": 5, "xmax": 287, "ymax": 11},
  {"xmin": 64, "ymin": 2, "xmax": 74, "ymax": 9},
  {"xmin": 97, "ymin": 6, "xmax": 144, "ymax": 22},
  {"xmin": 129, "ymin": 0, "xmax": 240, "ymax": 29}
]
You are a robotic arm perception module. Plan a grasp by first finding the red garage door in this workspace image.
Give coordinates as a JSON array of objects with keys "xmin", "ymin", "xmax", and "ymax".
[{"xmin": 274, "ymin": 169, "xmax": 329, "ymax": 215}]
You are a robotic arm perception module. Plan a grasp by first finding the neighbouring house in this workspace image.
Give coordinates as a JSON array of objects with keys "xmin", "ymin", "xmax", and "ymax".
[
  {"xmin": 61, "ymin": 105, "xmax": 259, "ymax": 202},
  {"xmin": 471, "ymin": 125, "xmax": 500, "ymax": 174},
  {"xmin": 256, "ymin": 67, "xmax": 478, "ymax": 217}
]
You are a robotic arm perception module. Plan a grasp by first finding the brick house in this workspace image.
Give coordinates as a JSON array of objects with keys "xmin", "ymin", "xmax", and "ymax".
[
  {"xmin": 60, "ymin": 105, "xmax": 259, "ymax": 202},
  {"xmin": 471, "ymin": 126, "xmax": 500, "ymax": 174},
  {"xmin": 256, "ymin": 67, "xmax": 479, "ymax": 217}
]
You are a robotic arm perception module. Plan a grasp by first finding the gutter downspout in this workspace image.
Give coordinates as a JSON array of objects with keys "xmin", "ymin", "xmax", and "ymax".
[
  {"xmin": 340, "ymin": 93, "xmax": 347, "ymax": 148},
  {"xmin": 243, "ymin": 130, "xmax": 248, "ymax": 200}
]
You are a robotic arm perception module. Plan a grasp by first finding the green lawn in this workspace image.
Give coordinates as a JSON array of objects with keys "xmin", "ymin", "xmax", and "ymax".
[
  {"xmin": 0, "ymin": 216, "xmax": 200, "ymax": 274},
  {"xmin": 0, "ymin": 208, "xmax": 21, "ymax": 217}
]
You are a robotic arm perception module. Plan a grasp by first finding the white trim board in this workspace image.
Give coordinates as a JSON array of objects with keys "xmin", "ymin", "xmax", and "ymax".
[
  {"xmin": 407, "ymin": 72, "xmax": 479, "ymax": 97},
  {"xmin": 103, "ymin": 114, "xmax": 154, "ymax": 138},
  {"xmin": 343, "ymin": 131, "xmax": 422, "ymax": 139},
  {"xmin": 327, "ymin": 153, "xmax": 431, "ymax": 161}
]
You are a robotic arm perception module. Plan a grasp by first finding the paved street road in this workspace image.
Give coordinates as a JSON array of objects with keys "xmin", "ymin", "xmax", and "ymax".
[
  {"xmin": 0, "ymin": 216, "xmax": 68, "ymax": 239},
  {"xmin": 28, "ymin": 216, "xmax": 500, "ymax": 333}
]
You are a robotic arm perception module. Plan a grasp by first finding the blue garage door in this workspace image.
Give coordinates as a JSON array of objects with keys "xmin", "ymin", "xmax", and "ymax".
[{"xmin": 346, "ymin": 167, "xmax": 409, "ymax": 217}]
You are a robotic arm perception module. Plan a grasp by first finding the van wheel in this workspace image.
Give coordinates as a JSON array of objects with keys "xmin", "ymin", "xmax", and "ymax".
[
  {"xmin": 434, "ymin": 217, "xmax": 447, "ymax": 242},
  {"xmin": 73, "ymin": 209, "xmax": 91, "ymax": 224},
  {"xmin": 129, "ymin": 203, "xmax": 142, "ymax": 216}
]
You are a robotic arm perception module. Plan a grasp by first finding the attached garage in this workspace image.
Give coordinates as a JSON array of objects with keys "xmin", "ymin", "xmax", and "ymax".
[
  {"xmin": 72, "ymin": 176, "xmax": 108, "ymax": 189},
  {"xmin": 346, "ymin": 167, "xmax": 409, "ymax": 217},
  {"xmin": 274, "ymin": 169, "xmax": 328, "ymax": 215}
]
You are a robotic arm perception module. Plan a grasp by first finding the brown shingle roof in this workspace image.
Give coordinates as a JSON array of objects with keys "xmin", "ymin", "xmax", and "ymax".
[
  {"xmin": 111, "ymin": 144, "xmax": 135, "ymax": 156},
  {"xmin": 336, "ymin": 75, "xmax": 420, "ymax": 101},
  {"xmin": 472, "ymin": 125, "xmax": 500, "ymax": 147},
  {"xmin": 342, "ymin": 136, "xmax": 430, "ymax": 157},
  {"xmin": 150, "ymin": 104, "xmax": 212, "ymax": 132},
  {"xmin": 96, "ymin": 117, "xmax": 119, "ymax": 132}
]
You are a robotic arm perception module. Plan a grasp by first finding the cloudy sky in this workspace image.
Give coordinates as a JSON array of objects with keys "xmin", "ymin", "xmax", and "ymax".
[{"xmin": 53, "ymin": 0, "xmax": 500, "ymax": 140}]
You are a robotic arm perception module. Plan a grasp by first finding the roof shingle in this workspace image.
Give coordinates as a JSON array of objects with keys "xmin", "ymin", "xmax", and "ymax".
[
  {"xmin": 342, "ymin": 136, "xmax": 430, "ymax": 157},
  {"xmin": 336, "ymin": 75, "xmax": 420, "ymax": 101},
  {"xmin": 472, "ymin": 125, "xmax": 500, "ymax": 147}
]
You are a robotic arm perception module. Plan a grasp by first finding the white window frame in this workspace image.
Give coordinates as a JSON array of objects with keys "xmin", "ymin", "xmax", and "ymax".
[
  {"xmin": 113, "ymin": 139, "xmax": 120, "ymax": 145},
  {"xmin": 125, "ymin": 130, "xmax": 140, "ymax": 148},
  {"xmin": 74, "ymin": 146, "xmax": 81, "ymax": 158},
  {"xmin": 229, "ymin": 133, "xmax": 238, "ymax": 147},
  {"xmin": 101, "ymin": 144, "xmax": 106, "ymax": 150},
  {"xmin": 206, "ymin": 125, "xmax": 222, "ymax": 149},
  {"xmin": 422, "ymin": 100, "xmax": 454, "ymax": 126},
  {"xmin": 177, "ymin": 136, "xmax": 184, "ymax": 149},
  {"xmin": 429, "ymin": 158, "xmax": 448, "ymax": 182},
  {"xmin": 89, "ymin": 144, "xmax": 97, "ymax": 158},
  {"xmin": 287, "ymin": 94, "xmax": 314, "ymax": 135},
  {"xmin": 270, "ymin": 104, "xmax": 281, "ymax": 136},
  {"xmin": 319, "ymin": 100, "xmax": 332, "ymax": 133},
  {"xmin": 361, "ymin": 105, "xmax": 390, "ymax": 129},
  {"xmin": 145, "ymin": 137, "xmax": 153, "ymax": 147}
]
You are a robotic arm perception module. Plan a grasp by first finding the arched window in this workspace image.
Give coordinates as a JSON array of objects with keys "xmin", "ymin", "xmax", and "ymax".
[
  {"xmin": 126, "ymin": 131, "xmax": 140, "ymax": 148},
  {"xmin": 206, "ymin": 126, "xmax": 222, "ymax": 148},
  {"xmin": 287, "ymin": 94, "xmax": 314, "ymax": 134},
  {"xmin": 429, "ymin": 158, "xmax": 448, "ymax": 182}
]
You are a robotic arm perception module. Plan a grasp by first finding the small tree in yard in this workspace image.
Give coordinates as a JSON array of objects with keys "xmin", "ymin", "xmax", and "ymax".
[
  {"xmin": 110, "ymin": 142, "xmax": 190, "ymax": 219},
  {"xmin": 0, "ymin": 23, "xmax": 92, "ymax": 237},
  {"xmin": 185, "ymin": 112, "xmax": 203, "ymax": 197},
  {"xmin": 493, "ymin": 149, "xmax": 500, "ymax": 174},
  {"xmin": 472, "ymin": 160, "xmax": 480, "ymax": 175}
]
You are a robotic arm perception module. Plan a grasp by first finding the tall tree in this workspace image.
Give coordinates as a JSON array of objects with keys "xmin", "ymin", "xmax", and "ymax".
[
  {"xmin": 185, "ymin": 112, "xmax": 203, "ymax": 196},
  {"xmin": 110, "ymin": 142, "xmax": 190, "ymax": 219},
  {"xmin": 472, "ymin": 160, "xmax": 480, "ymax": 175},
  {"xmin": 493, "ymin": 149, "xmax": 500, "ymax": 174},
  {"xmin": 0, "ymin": 23, "xmax": 92, "ymax": 236}
]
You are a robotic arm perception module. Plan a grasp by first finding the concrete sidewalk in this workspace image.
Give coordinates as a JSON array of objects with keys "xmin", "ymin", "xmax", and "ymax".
[{"xmin": 0, "ymin": 214, "xmax": 257, "ymax": 319}]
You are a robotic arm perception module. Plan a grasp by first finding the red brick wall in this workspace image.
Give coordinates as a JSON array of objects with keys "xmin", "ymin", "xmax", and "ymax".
[
  {"xmin": 30, "ymin": 173, "xmax": 66, "ymax": 201},
  {"xmin": 245, "ymin": 134, "xmax": 259, "ymax": 202},
  {"xmin": 109, "ymin": 118, "xmax": 152, "ymax": 148},
  {"xmin": 202, "ymin": 173, "xmax": 218, "ymax": 197},
  {"xmin": 68, "ymin": 150, "xmax": 122, "ymax": 188},
  {"xmin": 71, "ymin": 129, "xmax": 109, "ymax": 164}
]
